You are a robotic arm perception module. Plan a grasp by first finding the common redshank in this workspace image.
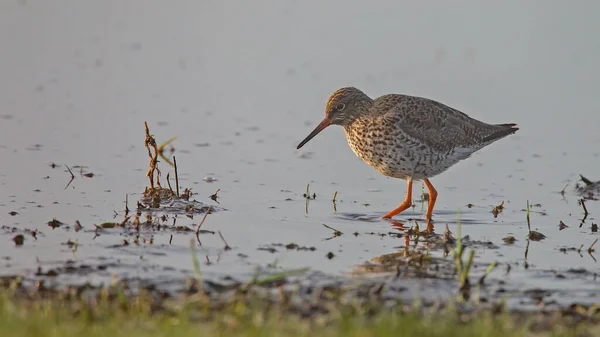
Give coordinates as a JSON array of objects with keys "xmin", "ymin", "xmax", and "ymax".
[{"xmin": 296, "ymin": 87, "xmax": 518, "ymax": 227}]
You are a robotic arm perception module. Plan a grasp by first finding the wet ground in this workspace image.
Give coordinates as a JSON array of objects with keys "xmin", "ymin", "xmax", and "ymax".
[{"xmin": 1, "ymin": 1, "xmax": 600, "ymax": 309}]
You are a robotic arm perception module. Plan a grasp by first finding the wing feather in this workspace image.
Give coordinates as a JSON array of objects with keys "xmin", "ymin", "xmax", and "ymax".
[{"xmin": 376, "ymin": 95, "xmax": 516, "ymax": 153}]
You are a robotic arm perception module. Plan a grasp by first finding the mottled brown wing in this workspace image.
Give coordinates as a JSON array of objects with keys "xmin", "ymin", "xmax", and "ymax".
[{"xmin": 382, "ymin": 96, "xmax": 512, "ymax": 153}]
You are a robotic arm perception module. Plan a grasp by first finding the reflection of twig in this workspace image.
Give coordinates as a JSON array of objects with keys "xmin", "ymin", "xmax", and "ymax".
[
  {"xmin": 305, "ymin": 184, "xmax": 310, "ymax": 215},
  {"xmin": 588, "ymin": 240, "xmax": 597, "ymax": 262},
  {"xmin": 579, "ymin": 199, "xmax": 589, "ymax": 225},
  {"xmin": 166, "ymin": 172, "xmax": 174, "ymax": 194},
  {"xmin": 586, "ymin": 239, "xmax": 598, "ymax": 262},
  {"xmin": 524, "ymin": 240, "xmax": 530, "ymax": 269},
  {"xmin": 526, "ymin": 200, "xmax": 546, "ymax": 241},
  {"xmin": 64, "ymin": 164, "xmax": 75, "ymax": 189},
  {"xmin": 577, "ymin": 244, "xmax": 585, "ymax": 257},
  {"xmin": 589, "ymin": 239, "xmax": 598, "ymax": 254},
  {"xmin": 218, "ymin": 230, "xmax": 231, "ymax": 250},
  {"xmin": 560, "ymin": 183, "xmax": 568, "ymax": 200},
  {"xmin": 158, "ymin": 136, "xmax": 178, "ymax": 166},
  {"xmin": 125, "ymin": 194, "xmax": 130, "ymax": 216},
  {"xmin": 526, "ymin": 200, "xmax": 531, "ymax": 233}
]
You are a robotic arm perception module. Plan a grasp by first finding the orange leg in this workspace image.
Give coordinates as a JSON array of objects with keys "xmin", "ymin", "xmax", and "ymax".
[
  {"xmin": 382, "ymin": 178, "xmax": 413, "ymax": 219},
  {"xmin": 424, "ymin": 178, "xmax": 438, "ymax": 232}
]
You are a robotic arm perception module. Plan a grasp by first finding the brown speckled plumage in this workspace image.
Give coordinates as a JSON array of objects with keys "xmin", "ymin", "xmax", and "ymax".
[{"xmin": 297, "ymin": 87, "xmax": 518, "ymax": 226}]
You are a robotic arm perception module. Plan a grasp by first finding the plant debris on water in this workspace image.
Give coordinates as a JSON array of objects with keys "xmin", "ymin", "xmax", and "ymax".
[
  {"xmin": 526, "ymin": 201, "xmax": 546, "ymax": 241},
  {"xmin": 491, "ymin": 201, "xmax": 504, "ymax": 218}
]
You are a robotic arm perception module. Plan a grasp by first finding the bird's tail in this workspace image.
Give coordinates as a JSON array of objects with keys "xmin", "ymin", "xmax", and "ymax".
[
  {"xmin": 496, "ymin": 123, "xmax": 518, "ymax": 129},
  {"xmin": 481, "ymin": 123, "xmax": 519, "ymax": 143}
]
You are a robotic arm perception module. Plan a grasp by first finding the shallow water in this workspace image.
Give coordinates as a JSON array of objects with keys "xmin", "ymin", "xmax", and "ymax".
[{"xmin": 1, "ymin": 1, "xmax": 600, "ymax": 307}]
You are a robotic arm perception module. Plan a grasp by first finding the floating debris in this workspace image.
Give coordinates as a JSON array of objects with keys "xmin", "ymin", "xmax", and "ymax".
[
  {"xmin": 503, "ymin": 236, "xmax": 516, "ymax": 244},
  {"xmin": 12, "ymin": 234, "xmax": 24, "ymax": 246},
  {"xmin": 47, "ymin": 219, "xmax": 66, "ymax": 229},
  {"xmin": 322, "ymin": 224, "xmax": 343, "ymax": 237},
  {"xmin": 210, "ymin": 189, "xmax": 221, "ymax": 204},
  {"xmin": 491, "ymin": 201, "xmax": 504, "ymax": 218},
  {"xmin": 61, "ymin": 239, "xmax": 77, "ymax": 248},
  {"xmin": 526, "ymin": 200, "xmax": 546, "ymax": 241},
  {"xmin": 443, "ymin": 224, "xmax": 455, "ymax": 244},
  {"xmin": 528, "ymin": 231, "xmax": 546, "ymax": 241},
  {"xmin": 558, "ymin": 221, "xmax": 569, "ymax": 231},
  {"xmin": 576, "ymin": 174, "xmax": 600, "ymax": 197},
  {"xmin": 258, "ymin": 247, "xmax": 278, "ymax": 254},
  {"xmin": 99, "ymin": 222, "xmax": 118, "ymax": 229}
]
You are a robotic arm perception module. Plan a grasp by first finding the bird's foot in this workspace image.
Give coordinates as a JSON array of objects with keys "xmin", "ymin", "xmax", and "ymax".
[
  {"xmin": 425, "ymin": 215, "xmax": 434, "ymax": 233},
  {"xmin": 381, "ymin": 201, "xmax": 412, "ymax": 219}
]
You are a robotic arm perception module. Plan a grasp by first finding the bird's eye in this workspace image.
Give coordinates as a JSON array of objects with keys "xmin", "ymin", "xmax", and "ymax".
[{"xmin": 335, "ymin": 103, "xmax": 346, "ymax": 111}]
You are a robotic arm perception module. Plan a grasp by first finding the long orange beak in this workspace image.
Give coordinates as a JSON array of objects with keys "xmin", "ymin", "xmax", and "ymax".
[{"xmin": 296, "ymin": 118, "xmax": 331, "ymax": 149}]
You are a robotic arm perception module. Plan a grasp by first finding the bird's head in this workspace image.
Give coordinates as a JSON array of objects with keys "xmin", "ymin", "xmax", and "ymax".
[{"xmin": 296, "ymin": 87, "xmax": 372, "ymax": 149}]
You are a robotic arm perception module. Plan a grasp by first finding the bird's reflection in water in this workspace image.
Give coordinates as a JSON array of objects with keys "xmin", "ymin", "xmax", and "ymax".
[
  {"xmin": 387, "ymin": 219, "xmax": 407, "ymax": 232},
  {"xmin": 385, "ymin": 218, "xmax": 435, "ymax": 234}
]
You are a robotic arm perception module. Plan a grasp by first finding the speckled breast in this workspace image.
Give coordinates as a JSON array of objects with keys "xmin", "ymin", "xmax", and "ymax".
[{"xmin": 343, "ymin": 119, "xmax": 457, "ymax": 180}]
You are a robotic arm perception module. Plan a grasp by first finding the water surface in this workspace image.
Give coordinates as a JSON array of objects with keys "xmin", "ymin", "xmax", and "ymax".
[{"xmin": 1, "ymin": 0, "xmax": 599, "ymax": 307}]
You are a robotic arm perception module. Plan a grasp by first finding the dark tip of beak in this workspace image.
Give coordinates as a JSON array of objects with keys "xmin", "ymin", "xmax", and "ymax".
[{"xmin": 296, "ymin": 118, "xmax": 331, "ymax": 149}]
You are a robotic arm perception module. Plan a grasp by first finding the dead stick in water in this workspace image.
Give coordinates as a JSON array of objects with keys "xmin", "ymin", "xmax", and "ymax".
[
  {"xmin": 195, "ymin": 206, "xmax": 212, "ymax": 244},
  {"xmin": 197, "ymin": 206, "xmax": 212, "ymax": 230},
  {"xmin": 322, "ymin": 224, "xmax": 343, "ymax": 236},
  {"xmin": 173, "ymin": 156, "xmax": 180, "ymax": 197},
  {"xmin": 332, "ymin": 191, "xmax": 338, "ymax": 212},
  {"xmin": 144, "ymin": 121, "xmax": 160, "ymax": 189},
  {"xmin": 166, "ymin": 172, "xmax": 174, "ymax": 195},
  {"xmin": 580, "ymin": 198, "xmax": 589, "ymax": 216}
]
